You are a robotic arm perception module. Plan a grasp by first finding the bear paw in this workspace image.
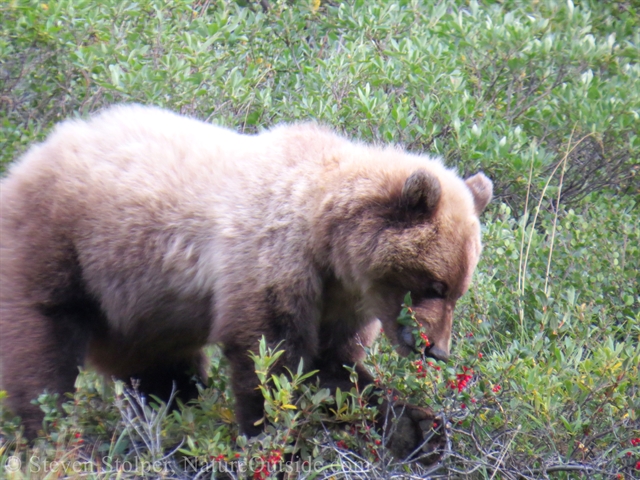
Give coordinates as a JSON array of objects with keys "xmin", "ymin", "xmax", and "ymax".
[{"xmin": 383, "ymin": 402, "xmax": 445, "ymax": 466}]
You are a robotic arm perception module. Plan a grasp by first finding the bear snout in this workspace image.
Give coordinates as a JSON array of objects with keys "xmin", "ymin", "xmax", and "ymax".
[
  {"xmin": 398, "ymin": 325, "xmax": 451, "ymax": 361},
  {"xmin": 424, "ymin": 344, "xmax": 450, "ymax": 362}
]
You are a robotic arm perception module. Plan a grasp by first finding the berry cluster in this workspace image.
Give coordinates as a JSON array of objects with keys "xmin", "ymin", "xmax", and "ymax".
[
  {"xmin": 448, "ymin": 366, "xmax": 473, "ymax": 393},
  {"xmin": 414, "ymin": 359, "xmax": 441, "ymax": 378},
  {"xmin": 252, "ymin": 450, "xmax": 282, "ymax": 480},
  {"xmin": 336, "ymin": 440, "xmax": 348, "ymax": 449}
]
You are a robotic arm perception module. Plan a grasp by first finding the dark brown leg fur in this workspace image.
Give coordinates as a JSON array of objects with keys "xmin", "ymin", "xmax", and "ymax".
[
  {"xmin": 126, "ymin": 352, "xmax": 207, "ymax": 406},
  {"xmin": 315, "ymin": 355, "xmax": 444, "ymax": 464},
  {"xmin": 224, "ymin": 346, "xmax": 266, "ymax": 437},
  {"xmin": 0, "ymin": 303, "xmax": 92, "ymax": 438},
  {"xmin": 0, "ymin": 204, "xmax": 102, "ymax": 438},
  {"xmin": 219, "ymin": 283, "xmax": 321, "ymax": 436},
  {"xmin": 380, "ymin": 401, "xmax": 444, "ymax": 465}
]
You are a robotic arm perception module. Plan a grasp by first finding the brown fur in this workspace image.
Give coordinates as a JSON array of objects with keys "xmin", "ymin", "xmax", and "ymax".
[{"xmin": 0, "ymin": 105, "xmax": 492, "ymax": 461}]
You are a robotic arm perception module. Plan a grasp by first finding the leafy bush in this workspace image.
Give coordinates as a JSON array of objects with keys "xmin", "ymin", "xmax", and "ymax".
[{"xmin": 1, "ymin": 0, "xmax": 638, "ymax": 478}]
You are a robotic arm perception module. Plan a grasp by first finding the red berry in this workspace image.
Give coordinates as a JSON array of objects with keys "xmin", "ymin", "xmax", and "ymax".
[{"xmin": 478, "ymin": 353, "xmax": 483, "ymax": 358}]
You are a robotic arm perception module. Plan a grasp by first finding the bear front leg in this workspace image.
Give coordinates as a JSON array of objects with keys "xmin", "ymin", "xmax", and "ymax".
[
  {"xmin": 377, "ymin": 399, "xmax": 445, "ymax": 465},
  {"xmin": 316, "ymin": 356, "xmax": 444, "ymax": 465},
  {"xmin": 218, "ymin": 282, "xmax": 321, "ymax": 437}
]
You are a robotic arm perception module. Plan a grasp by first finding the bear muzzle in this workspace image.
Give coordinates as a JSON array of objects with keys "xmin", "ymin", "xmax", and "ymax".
[
  {"xmin": 398, "ymin": 325, "xmax": 450, "ymax": 362},
  {"xmin": 424, "ymin": 344, "xmax": 450, "ymax": 362}
]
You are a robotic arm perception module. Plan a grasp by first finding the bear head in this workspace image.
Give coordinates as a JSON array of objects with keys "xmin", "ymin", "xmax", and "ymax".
[{"xmin": 318, "ymin": 153, "xmax": 492, "ymax": 361}]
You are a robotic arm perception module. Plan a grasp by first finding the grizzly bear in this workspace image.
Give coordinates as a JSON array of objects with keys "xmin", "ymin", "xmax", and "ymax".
[{"xmin": 0, "ymin": 105, "xmax": 491, "ymax": 461}]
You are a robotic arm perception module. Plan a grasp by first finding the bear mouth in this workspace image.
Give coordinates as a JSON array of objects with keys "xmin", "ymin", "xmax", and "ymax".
[
  {"xmin": 399, "ymin": 325, "xmax": 421, "ymax": 355},
  {"xmin": 398, "ymin": 325, "xmax": 449, "ymax": 361}
]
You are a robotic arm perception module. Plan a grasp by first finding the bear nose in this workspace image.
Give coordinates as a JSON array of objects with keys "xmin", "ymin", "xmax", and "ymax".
[{"xmin": 425, "ymin": 345, "xmax": 450, "ymax": 362}]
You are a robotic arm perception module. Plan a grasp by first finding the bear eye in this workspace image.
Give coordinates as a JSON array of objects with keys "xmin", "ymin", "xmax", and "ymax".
[{"xmin": 422, "ymin": 282, "xmax": 447, "ymax": 300}]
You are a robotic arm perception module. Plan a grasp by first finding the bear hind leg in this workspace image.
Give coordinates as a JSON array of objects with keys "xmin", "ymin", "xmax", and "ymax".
[{"xmin": 0, "ymin": 303, "xmax": 94, "ymax": 438}]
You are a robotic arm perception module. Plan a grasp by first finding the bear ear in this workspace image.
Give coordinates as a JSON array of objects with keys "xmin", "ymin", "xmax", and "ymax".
[
  {"xmin": 401, "ymin": 169, "xmax": 441, "ymax": 213},
  {"xmin": 465, "ymin": 172, "xmax": 493, "ymax": 214}
]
